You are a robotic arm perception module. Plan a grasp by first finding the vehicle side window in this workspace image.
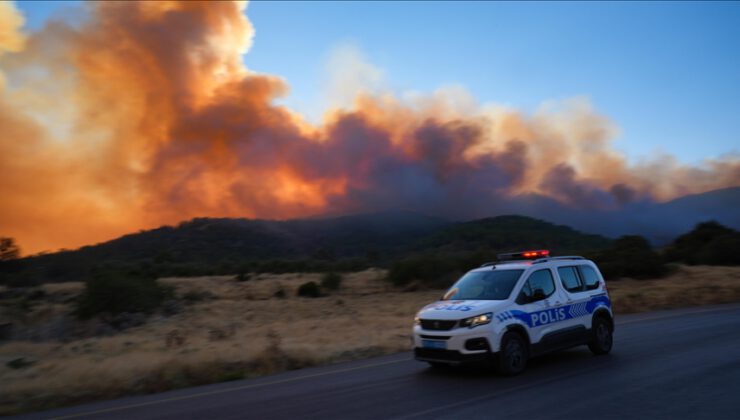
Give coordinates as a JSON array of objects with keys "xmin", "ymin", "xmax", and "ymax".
[
  {"xmin": 578, "ymin": 265, "xmax": 601, "ymax": 290},
  {"xmin": 558, "ymin": 266, "xmax": 583, "ymax": 293},
  {"xmin": 518, "ymin": 269, "xmax": 556, "ymax": 303}
]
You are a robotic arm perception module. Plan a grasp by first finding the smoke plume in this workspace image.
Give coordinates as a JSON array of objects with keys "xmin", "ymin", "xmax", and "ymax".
[{"xmin": 0, "ymin": 1, "xmax": 738, "ymax": 254}]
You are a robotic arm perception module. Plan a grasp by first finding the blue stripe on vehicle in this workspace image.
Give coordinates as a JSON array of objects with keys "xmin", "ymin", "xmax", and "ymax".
[{"xmin": 499, "ymin": 295, "xmax": 611, "ymax": 328}]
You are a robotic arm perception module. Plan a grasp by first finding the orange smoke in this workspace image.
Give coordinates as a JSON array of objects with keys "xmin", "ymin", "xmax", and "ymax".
[{"xmin": 0, "ymin": 1, "xmax": 738, "ymax": 255}]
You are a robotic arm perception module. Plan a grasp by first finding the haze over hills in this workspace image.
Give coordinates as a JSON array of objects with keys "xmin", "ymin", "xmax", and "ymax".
[{"xmin": 487, "ymin": 187, "xmax": 740, "ymax": 245}]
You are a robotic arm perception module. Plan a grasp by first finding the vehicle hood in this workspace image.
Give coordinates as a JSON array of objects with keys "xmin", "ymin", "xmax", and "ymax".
[{"xmin": 416, "ymin": 300, "xmax": 508, "ymax": 320}]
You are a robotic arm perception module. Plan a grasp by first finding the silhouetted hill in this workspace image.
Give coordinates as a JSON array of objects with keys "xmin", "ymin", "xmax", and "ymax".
[
  {"xmin": 414, "ymin": 215, "xmax": 611, "ymax": 254},
  {"xmin": 6, "ymin": 186, "xmax": 738, "ymax": 285},
  {"xmin": 1, "ymin": 212, "xmax": 611, "ymax": 284},
  {"xmin": 70, "ymin": 210, "xmax": 448, "ymax": 263}
]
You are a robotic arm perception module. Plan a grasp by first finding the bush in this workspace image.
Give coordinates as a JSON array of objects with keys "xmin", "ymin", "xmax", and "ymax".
[
  {"xmin": 320, "ymin": 272, "xmax": 342, "ymax": 290},
  {"xmin": 593, "ymin": 235, "xmax": 667, "ymax": 280},
  {"xmin": 76, "ymin": 272, "xmax": 173, "ymax": 319},
  {"xmin": 181, "ymin": 290, "xmax": 213, "ymax": 304},
  {"xmin": 297, "ymin": 281, "xmax": 321, "ymax": 298},
  {"xmin": 665, "ymin": 221, "xmax": 740, "ymax": 266},
  {"xmin": 387, "ymin": 254, "xmax": 460, "ymax": 288}
]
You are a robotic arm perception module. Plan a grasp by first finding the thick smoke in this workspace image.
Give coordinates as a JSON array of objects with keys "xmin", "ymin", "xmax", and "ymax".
[{"xmin": 0, "ymin": 1, "xmax": 738, "ymax": 254}]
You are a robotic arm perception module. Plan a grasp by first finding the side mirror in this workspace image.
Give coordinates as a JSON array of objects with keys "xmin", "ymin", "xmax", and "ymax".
[{"xmin": 531, "ymin": 288, "xmax": 547, "ymax": 302}]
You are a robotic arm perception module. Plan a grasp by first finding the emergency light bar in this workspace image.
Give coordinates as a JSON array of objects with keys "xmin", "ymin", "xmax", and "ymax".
[{"xmin": 497, "ymin": 249, "xmax": 550, "ymax": 261}]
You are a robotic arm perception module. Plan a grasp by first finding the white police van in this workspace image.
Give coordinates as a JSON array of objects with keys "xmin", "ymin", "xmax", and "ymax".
[{"xmin": 413, "ymin": 250, "xmax": 614, "ymax": 375}]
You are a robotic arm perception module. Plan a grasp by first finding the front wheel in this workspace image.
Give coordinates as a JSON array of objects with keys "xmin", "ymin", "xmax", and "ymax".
[
  {"xmin": 497, "ymin": 332, "xmax": 528, "ymax": 376},
  {"xmin": 588, "ymin": 317, "xmax": 613, "ymax": 355}
]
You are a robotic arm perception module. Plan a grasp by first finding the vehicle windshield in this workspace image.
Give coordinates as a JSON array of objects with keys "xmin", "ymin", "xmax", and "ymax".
[{"xmin": 442, "ymin": 269, "xmax": 524, "ymax": 301}]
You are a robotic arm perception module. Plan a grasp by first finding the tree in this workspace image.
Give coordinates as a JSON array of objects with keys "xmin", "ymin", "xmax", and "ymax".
[{"xmin": 0, "ymin": 237, "xmax": 20, "ymax": 261}]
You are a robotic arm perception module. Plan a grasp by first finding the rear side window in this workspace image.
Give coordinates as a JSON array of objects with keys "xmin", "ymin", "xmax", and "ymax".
[
  {"xmin": 558, "ymin": 266, "xmax": 583, "ymax": 292},
  {"xmin": 579, "ymin": 265, "xmax": 601, "ymax": 290}
]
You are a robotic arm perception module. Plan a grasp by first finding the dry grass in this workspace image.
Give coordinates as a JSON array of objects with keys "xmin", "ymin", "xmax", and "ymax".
[
  {"xmin": 1, "ymin": 265, "xmax": 739, "ymax": 414},
  {"xmin": 608, "ymin": 265, "xmax": 740, "ymax": 313},
  {"xmin": 0, "ymin": 269, "xmax": 438, "ymax": 414}
]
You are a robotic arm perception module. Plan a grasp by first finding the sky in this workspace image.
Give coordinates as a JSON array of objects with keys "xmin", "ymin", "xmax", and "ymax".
[
  {"xmin": 16, "ymin": 0, "xmax": 740, "ymax": 164},
  {"xmin": 2, "ymin": 1, "xmax": 739, "ymax": 254}
]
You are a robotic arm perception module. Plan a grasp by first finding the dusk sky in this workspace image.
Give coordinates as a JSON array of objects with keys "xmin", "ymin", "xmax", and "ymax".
[
  {"xmin": 17, "ymin": 1, "xmax": 740, "ymax": 164},
  {"xmin": 2, "ymin": 1, "xmax": 739, "ymax": 254}
]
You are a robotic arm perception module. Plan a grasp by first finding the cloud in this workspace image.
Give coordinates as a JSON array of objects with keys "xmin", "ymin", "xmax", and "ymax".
[
  {"xmin": 0, "ymin": 0, "xmax": 738, "ymax": 254},
  {"xmin": 323, "ymin": 42, "xmax": 385, "ymax": 110},
  {"xmin": 0, "ymin": 1, "xmax": 25, "ymax": 54}
]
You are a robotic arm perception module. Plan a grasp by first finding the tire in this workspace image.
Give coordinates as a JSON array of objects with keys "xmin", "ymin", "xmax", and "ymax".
[
  {"xmin": 497, "ymin": 332, "xmax": 528, "ymax": 376},
  {"xmin": 588, "ymin": 316, "xmax": 613, "ymax": 355}
]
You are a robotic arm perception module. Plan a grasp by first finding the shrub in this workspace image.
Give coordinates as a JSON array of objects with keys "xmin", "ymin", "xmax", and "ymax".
[
  {"xmin": 181, "ymin": 290, "xmax": 213, "ymax": 304},
  {"xmin": 320, "ymin": 272, "xmax": 342, "ymax": 290},
  {"xmin": 76, "ymin": 272, "xmax": 173, "ymax": 319},
  {"xmin": 594, "ymin": 235, "xmax": 667, "ymax": 280},
  {"xmin": 297, "ymin": 281, "xmax": 321, "ymax": 298},
  {"xmin": 665, "ymin": 221, "xmax": 740, "ymax": 266},
  {"xmin": 387, "ymin": 254, "xmax": 459, "ymax": 288}
]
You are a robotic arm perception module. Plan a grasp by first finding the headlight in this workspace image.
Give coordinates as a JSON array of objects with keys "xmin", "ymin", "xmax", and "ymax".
[
  {"xmin": 460, "ymin": 312, "xmax": 493, "ymax": 329},
  {"xmin": 414, "ymin": 315, "xmax": 421, "ymax": 326}
]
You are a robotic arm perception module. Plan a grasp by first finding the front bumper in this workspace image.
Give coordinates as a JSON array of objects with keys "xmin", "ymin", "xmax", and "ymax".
[
  {"xmin": 412, "ymin": 324, "xmax": 497, "ymax": 365},
  {"xmin": 414, "ymin": 347, "xmax": 494, "ymax": 365}
]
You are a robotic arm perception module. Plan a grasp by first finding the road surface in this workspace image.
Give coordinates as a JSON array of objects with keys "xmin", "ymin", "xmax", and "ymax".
[{"xmin": 18, "ymin": 303, "xmax": 740, "ymax": 420}]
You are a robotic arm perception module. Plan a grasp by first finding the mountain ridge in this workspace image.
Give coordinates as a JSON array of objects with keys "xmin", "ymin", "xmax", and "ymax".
[{"xmin": 3, "ymin": 187, "xmax": 737, "ymax": 284}]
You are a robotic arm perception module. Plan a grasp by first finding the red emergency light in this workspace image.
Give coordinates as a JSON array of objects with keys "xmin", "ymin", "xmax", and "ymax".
[{"xmin": 497, "ymin": 249, "xmax": 550, "ymax": 261}]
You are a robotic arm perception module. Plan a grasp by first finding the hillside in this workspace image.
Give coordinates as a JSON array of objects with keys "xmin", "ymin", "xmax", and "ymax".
[
  {"xmin": 1, "ymin": 212, "xmax": 611, "ymax": 284},
  {"xmin": 415, "ymin": 215, "xmax": 611, "ymax": 254}
]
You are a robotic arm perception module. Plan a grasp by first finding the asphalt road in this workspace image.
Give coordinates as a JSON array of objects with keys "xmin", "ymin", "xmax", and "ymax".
[{"xmin": 18, "ymin": 303, "xmax": 740, "ymax": 420}]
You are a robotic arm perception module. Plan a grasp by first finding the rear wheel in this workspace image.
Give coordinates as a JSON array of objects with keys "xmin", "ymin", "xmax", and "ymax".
[
  {"xmin": 588, "ymin": 316, "xmax": 613, "ymax": 355},
  {"xmin": 497, "ymin": 332, "xmax": 528, "ymax": 376}
]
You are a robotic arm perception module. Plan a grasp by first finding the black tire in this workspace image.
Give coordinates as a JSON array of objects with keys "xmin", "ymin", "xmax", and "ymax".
[
  {"xmin": 588, "ymin": 316, "xmax": 613, "ymax": 355},
  {"xmin": 497, "ymin": 332, "xmax": 528, "ymax": 376}
]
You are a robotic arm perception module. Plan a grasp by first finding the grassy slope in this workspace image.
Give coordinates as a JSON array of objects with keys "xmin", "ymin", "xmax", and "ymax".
[{"xmin": 2, "ymin": 265, "xmax": 740, "ymax": 414}]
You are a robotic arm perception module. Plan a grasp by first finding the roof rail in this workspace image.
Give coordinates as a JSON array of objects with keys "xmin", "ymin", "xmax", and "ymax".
[
  {"xmin": 480, "ymin": 260, "xmax": 534, "ymax": 268},
  {"xmin": 532, "ymin": 256, "xmax": 585, "ymax": 264}
]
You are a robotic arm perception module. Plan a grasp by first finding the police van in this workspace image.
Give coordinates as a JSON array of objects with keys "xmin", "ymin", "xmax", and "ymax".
[{"xmin": 413, "ymin": 250, "xmax": 614, "ymax": 375}]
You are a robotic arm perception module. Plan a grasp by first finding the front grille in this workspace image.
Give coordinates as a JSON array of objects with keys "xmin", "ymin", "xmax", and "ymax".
[
  {"xmin": 415, "ymin": 348, "xmax": 464, "ymax": 362},
  {"xmin": 420, "ymin": 334, "xmax": 451, "ymax": 340},
  {"xmin": 420, "ymin": 319, "xmax": 457, "ymax": 331}
]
